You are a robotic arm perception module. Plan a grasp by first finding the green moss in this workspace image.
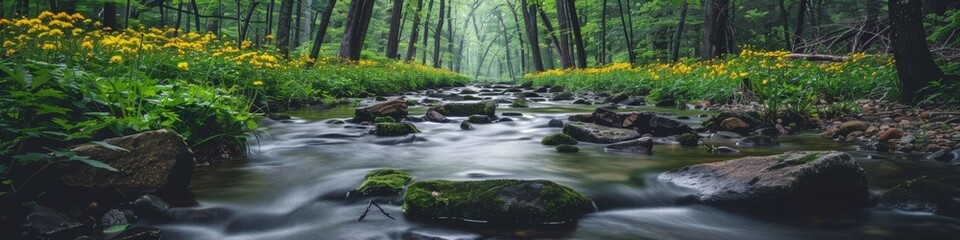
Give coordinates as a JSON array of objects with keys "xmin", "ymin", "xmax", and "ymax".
[
  {"xmin": 677, "ymin": 132, "xmax": 701, "ymax": 146},
  {"xmin": 374, "ymin": 116, "xmax": 396, "ymax": 123},
  {"xmin": 511, "ymin": 99, "xmax": 529, "ymax": 108},
  {"xmin": 371, "ymin": 123, "xmax": 420, "ymax": 136},
  {"xmin": 405, "ymin": 100, "xmax": 419, "ymax": 106},
  {"xmin": 434, "ymin": 101, "xmax": 497, "ymax": 117},
  {"xmin": 556, "ymin": 144, "xmax": 580, "ymax": 153},
  {"xmin": 403, "ymin": 179, "xmax": 593, "ymax": 224},
  {"xmin": 768, "ymin": 152, "xmax": 824, "ymax": 170},
  {"xmin": 542, "ymin": 133, "xmax": 578, "ymax": 146},
  {"xmin": 356, "ymin": 169, "xmax": 413, "ymax": 196}
]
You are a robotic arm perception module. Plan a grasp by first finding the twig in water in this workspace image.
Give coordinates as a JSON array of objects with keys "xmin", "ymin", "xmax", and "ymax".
[{"xmin": 357, "ymin": 200, "xmax": 396, "ymax": 221}]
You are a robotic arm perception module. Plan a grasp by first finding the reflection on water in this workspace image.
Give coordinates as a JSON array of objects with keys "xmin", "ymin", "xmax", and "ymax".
[{"xmin": 155, "ymin": 98, "xmax": 960, "ymax": 240}]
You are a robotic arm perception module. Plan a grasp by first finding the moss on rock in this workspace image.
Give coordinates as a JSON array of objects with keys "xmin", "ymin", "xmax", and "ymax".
[
  {"xmin": 433, "ymin": 101, "xmax": 498, "ymax": 117},
  {"xmin": 677, "ymin": 132, "xmax": 701, "ymax": 146},
  {"xmin": 356, "ymin": 169, "xmax": 413, "ymax": 196},
  {"xmin": 371, "ymin": 123, "xmax": 420, "ymax": 136},
  {"xmin": 556, "ymin": 145, "xmax": 580, "ymax": 153},
  {"xmin": 511, "ymin": 99, "xmax": 529, "ymax": 108},
  {"xmin": 403, "ymin": 179, "xmax": 593, "ymax": 224},
  {"xmin": 374, "ymin": 116, "xmax": 396, "ymax": 123},
  {"xmin": 542, "ymin": 134, "xmax": 578, "ymax": 146}
]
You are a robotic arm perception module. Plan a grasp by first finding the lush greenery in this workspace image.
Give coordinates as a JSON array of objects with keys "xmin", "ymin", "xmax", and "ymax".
[{"xmin": 523, "ymin": 50, "xmax": 898, "ymax": 118}]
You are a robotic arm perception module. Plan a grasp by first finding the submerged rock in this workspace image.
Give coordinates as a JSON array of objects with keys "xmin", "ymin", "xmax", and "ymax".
[
  {"xmin": 425, "ymin": 110, "xmax": 451, "ymax": 123},
  {"xmin": 467, "ymin": 115, "xmax": 493, "ymax": 124},
  {"xmin": 356, "ymin": 169, "xmax": 413, "ymax": 196},
  {"xmin": 133, "ymin": 195, "xmax": 171, "ymax": 219},
  {"xmin": 433, "ymin": 101, "xmax": 497, "ymax": 117},
  {"xmin": 371, "ymin": 123, "xmax": 420, "ymax": 136},
  {"xmin": 267, "ymin": 113, "xmax": 291, "ymax": 120},
  {"xmin": 542, "ymin": 134, "xmax": 579, "ymax": 146},
  {"xmin": 547, "ymin": 119, "xmax": 565, "ymax": 128},
  {"xmin": 736, "ymin": 135, "xmax": 780, "ymax": 147},
  {"xmin": 511, "ymin": 99, "xmax": 529, "ymax": 108},
  {"xmin": 551, "ymin": 92, "xmax": 574, "ymax": 101},
  {"xmin": 838, "ymin": 121, "xmax": 869, "ymax": 136},
  {"xmin": 25, "ymin": 205, "xmax": 84, "ymax": 238},
  {"xmin": 556, "ymin": 145, "xmax": 580, "ymax": 153},
  {"xmin": 658, "ymin": 151, "xmax": 868, "ymax": 214},
  {"xmin": 353, "ymin": 97, "xmax": 409, "ymax": 123},
  {"xmin": 403, "ymin": 179, "xmax": 594, "ymax": 224},
  {"xmin": 677, "ymin": 133, "xmax": 701, "ymax": 146},
  {"xmin": 878, "ymin": 176, "xmax": 960, "ymax": 218},
  {"xmin": 708, "ymin": 145, "xmax": 740, "ymax": 154},
  {"xmin": 563, "ymin": 122, "xmax": 642, "ymax": 144},
  {"xmin": 460, "ymin": 121, "xmax": 473, "ymax": 130},
  {"xmin": 604, "ymin": 137, "xmax": 654, "ymax": 154}
]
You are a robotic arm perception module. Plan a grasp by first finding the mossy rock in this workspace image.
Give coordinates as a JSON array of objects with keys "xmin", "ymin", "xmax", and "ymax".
[
  {"xmin": 878, "ymin": 176, "xmax": 960, "ymax": 218},
  {"xmin": 434, "ymin": 101, "xmax": 497, "ymax": 117},
  {"xmin": 556, "ymin": 145, "xmax": 580, "ymax": 153},
  {"xmin": 702, "ymin": 112, "xmax": 765, "ymax": 132},
  {"xmin": 511, "ymin": 99, "xmax": 529, "ymax": 108},
  {"xmin": 371, "ymin": 123, "xmax": 420, "ymax": 136},
  {"xmin": 403, "ymin": 179, "xmax": 594, "ymax": 224},
  {"xmin": 374, "ymin": 116, "xmax": 396, "ymax": 123},
  {"xmin": 467, "ymin": 115, "xmax": 493, "ymax": 124},
  {"xmin": 460, "ymin": 121, "xmax": 473, "ymax": 130},
  {"xmin": 677, "ymin": 133, "xmax": 701, "ymax": 146},
  {"xmin": 551, "ymin": 92, "xmax": 574, "ymax": 101},
  {"xmin": 542, "ymin": 134, "xmax": 578, "ymax": 146},
  {"xmin": 356, "ymin": 169, "xmax": 413, "ymax": 196}
]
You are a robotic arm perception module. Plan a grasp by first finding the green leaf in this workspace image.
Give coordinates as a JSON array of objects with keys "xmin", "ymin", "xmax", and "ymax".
[
  {"xmin": 13, "ymin": 153, "xmax": 51, "ymax": 163},
  {"xmin": 245, "ymin": 119, "xmax": 258, "ymax": 130},
  {"xmin": 72, "ymin": 157, "xmax": 119, "ymax": 172},
  {"xmin": 102, "ymin": 224, "xmax": 130, "ymax": 234},
  {"xmin": 92, "ymin": 141, "xmax": 130, "ymax": 152}
]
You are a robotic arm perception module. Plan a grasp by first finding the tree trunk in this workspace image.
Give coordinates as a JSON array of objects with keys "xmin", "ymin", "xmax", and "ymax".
[
  {"xmin": 422, "ymin": 0, "xmax": 435, "ymax": 65},
  {"xmin": 404, "ymin": 0, "xmax": 425, "ymax": 62},
  {"xmin": 175, "ymin": 2, "xmax": 183, "ymax": 34},
  {"xmin": 565, "ymin": 0, "xmax": 587, "ymax": 68},
  {"xmin": 497, "ymin": 11, "xmax": 515, "ymax": 80},
  {"xmin": 854, "ymin": 0, "xmax": 882, "ymax": 52},
  {"xmin": 239, "ymin": 1, "xmax": 260, "ymax": 47},
  {"xmin": 703, "ymin": 0, "xmax": 729, "ymax": 59},
  {"xmin": 386, "ymin": 0, "xmax": 405, "ymax": 59},
  {"xmin": 671, "ymin": 0, "xmax": 688, "ymax": 62},
  {"xmin": 300, "ymin": 0, "xmax": 313, "ymax": 45},
  {"xmin": 507, "ymin": 1, "xmax": 526, "ymax": 72},
  {"xmin": 103, "ymin": 3, "xmax": 120, "ymax": 31},
  {"xmin": 538, "ymin": 5, "xmax": 563, "ymax": 65},
  {"xmin": 338, "ymin": 0, "xmax": 376, "ymax": 60},
  {"xmin": 277, "ymin": 0, "xmax": 294, "ymax": 58},
  {"xmin": 616, "ymin": 0, "xmax": 637, "ymax": 64},
  {"xmin": 889, "ymin": 0, "xmax": 945, "ymax": 103},
  {"xmin": 522, "ymin": 0, "xmax": 544, "ymax": 72},
  {"xmin": 778, "ymin": 0, "xmax": 791, "ymax": 50},
  {"xmin": 190, "ymin": 0, "xmax": 201, "ymax": 32},
  {"xmin": 792, "ymin": 0, "xmax": 808, "ymax": 51},
  {"xmin": 433, "ymin": 0, "xmax": 445, "ymax": 67},
  {"xmin": 309, "ymin": 0, "xmax": 337, "ymax": 61},
  {"xmin": 600, "ymin": 0, "xmax": 607, "ymax": 65},
  {"xmin": 266, "ymin": 0, "xmax": 275, "ymax": 37},
  {"xmin": 446, "ymin": 1, "xmax": 454, "ymax": 70},
  {"xmin": 556, "ymin": 0, "xmax": 574, "ymax": 68}
]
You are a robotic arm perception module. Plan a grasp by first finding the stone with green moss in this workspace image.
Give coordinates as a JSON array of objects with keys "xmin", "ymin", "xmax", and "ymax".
[
  {"xmin": 433, "ymin": 101, "xmax": 497, "ymax": 117},
  {"xmin": 556, "ymin": 145, "xmax": 580, "ymax": 153},
  {"xmin": 677, "ymin": 132, "xmax": 701, "ymax": 146},
  {"xmin": 356, "ymin": 169, "xmax": 413, "ymax": 196},
  {"xmin": 467, "ymin": 115, "xmax": 493, "ymax": 124},
  {"xmin": 511, "ymin": 99, "xmax": 529, "ymax": 108},
  {"xmin": 551, "ymin": 92, "xmax": 574, "ymax": 101},
  {"xmin": 542, "ymin": 134, "xmax": 578, "ymax": 146},
  {"xmin": 878, "ymin": 176, "xmax": 960, "ymax": 218},
  {"xmin": 374, "ymin": 116, "xmax": 396, "ymax": 123},
  {"xmin": 403, "ymin": 179, "xmax": 594, "ymax": 224},
  {"xmin": 370, "ymin": 123, "xmax": 420, "ymax": 136}
]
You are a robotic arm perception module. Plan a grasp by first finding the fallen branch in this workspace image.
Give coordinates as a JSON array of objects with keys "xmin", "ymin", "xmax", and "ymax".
[
  {"xmin": 357, "ymin": 200, "xmax": 396, "ymax": 221},
  {"xmin": 788, "ymin": 53, "xmax": 850, "ymax": 62}
]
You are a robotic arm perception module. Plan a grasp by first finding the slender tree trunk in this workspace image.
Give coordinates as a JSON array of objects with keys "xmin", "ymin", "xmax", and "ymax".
[
  {"xmin": 793, "ymin": 0, "xmax": 808, "ymax": 51},
  {"xmin": 405, "ymin": 0, "xmax": 425, "ymax": 62},
  {"xmin": 522, "ymin": 0, "xmax": 545, "ymax": 72},
  {"xmin": 600, "ymin": 0, "xmax": 607, "ymax": 65},
  {"xmin": 267, "ymin": 0, "xmax": 275, "ymax": 37},
  {"xmin": 103, "ymin": 3, "xmax": 120, "ymax": 31},
  {"xmin": 889, "ymin": 0, "xmax": 946, "ymax": 103},
  {"xmin": 537, "ymin": 5, "xmax": 563, "ymax": 62},
  {"xmin": 277, "ymin": 0, "xmax": 294, "ymax": 57},
  {"xmin": 556, "ymin": 0, "xmax": 574, "ymax": 68},
  {"xmin": 422, "ymin": 0, "xmax": 435, "ymax": 65},
  {"xmin": 616, "ymin": 0, "xmax": 637, "ymax": 64},
  {"xmin": 190, "ymin": 0, "xmax": 201, "ymax": 32},
  {"xmin": 240, "ymin": 1, "xmax": 260, "ymax": 47},
  {"xmin": 507, "ymin": 1, "xmax": 526, "ymax": 72},
  {"xmin": 175, "ymin": 2, "xmax": 183, "ymax": 34},
  {"xmin": 778, "ymin": 0, "xmax": 791, "ymax": 50},
  {"xmin": 565, "ymin": 0, "xmax": 587, "ymax": 68},
  {"xmin": 446, "ymin": 1, "xmax": 454, "ymax": 69},
  {"xmin": 433, "ymin": 0, "xmax": 445, "ymax": 67},
  {"xmin": 475, "ymin": 34, "xmax": 503, "ymax": 79},
  {"xmin": 854, "ymin": 0, "xmax": 882, "ymax": 52},
  {"xmin": 124, "ymin": 0, "xmax": 131, "ymax": 30},
  {"xmin": 310, "ymin": 0, "xmax": 337, "ymax": 61},
  {"xmin": 497, "ymin": 11, "xmax": 515, "ymax": 80},
  {"xmin": 671, "ymin": 0, "xmax": 688, "ymax": 62},
  {"xmin": 300, "ymin": 0, "xmax": 313, "ymax": 44},
  {"xmin": 338, "ymin": 0, "xmax": 376, "ymax": 60},
  {"xmin": 703, "ymin": 0, "xmax": 729, "ymax": 59},
  {"xmin": 386, "ymin": 0, "xmax": 405, "ymax": 59}
]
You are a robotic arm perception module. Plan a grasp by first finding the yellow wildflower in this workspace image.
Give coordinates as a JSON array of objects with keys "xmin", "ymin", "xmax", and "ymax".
[
  {"xmin": 110, "ymin": 55, "xmax": 123, "ymax": 63},
  {"xmin": 2, "ymin": 41, "xmax": 14, "ymax": 48},
  {"xmin": 177, "ymin": 62, "xmax": 189, "ymax": 71},
  {"xmin": 252, "ymin": 80, "xmax": 265, "ymax": 86},
  {"xmin": 42, "ymin": 43, "xmax": 56, "ymax": 51},
  {"xmin": 81, "ymin": 41, "xmax": 93, "ymax": 49},
  {"xmin": 5, "ymin": 49, "xmax": 15, "ymax": 56}
]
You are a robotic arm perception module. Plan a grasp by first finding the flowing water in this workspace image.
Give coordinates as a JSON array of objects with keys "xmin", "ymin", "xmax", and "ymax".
[{"xmin": 152, "ymin": 89, "xmax": 960, "ymax": 240}]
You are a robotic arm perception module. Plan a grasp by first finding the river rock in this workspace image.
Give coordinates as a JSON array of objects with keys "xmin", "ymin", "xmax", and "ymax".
[
  {"xmin": 736, "ymin": 135, "xmax": 780, "ymax": 147},
  {"xmin": 460, "ymin": 89, "xmax": 479, "ymax": 94},
  {"xmin": 403, "ymin": 180, "xmax": 594, "ymax": 224},
  {"xmin": 502, "ymin": 112, "xmax": 524, "ymax": 117},
  {"xmin": 101, "ymin": 209, "xmax": 129, "ymax": 227},
  {"xmin": 709, "ymin": 145, "xmax": 740, "ymax": 154},
  {"xmin": 556, "ymin": 145, "xmax": 580, "ymax": 153},
  {"xmin": 605, "ymin": 137, "xmax": 654, "ymax": 154},
  {"xmin": 425, "ymin": 110, "xmax": 450, "ymax": 123},
  {"xmin": 563, "ymin": 122, "xmax": 642, "ymax": 143},
  {"xmin": 460, "ymin": 121, "xmax": 472, "ymax": 130},
  {"xmin": 467, "ymin": 115, "xmax": 493, "ymax": 124},
  {"xmin": 838, "ymin": 121, "xmax": 869, "ymax": 136},
  {"xmin": 720, "ymin": 117, "xmax": 751, "ymax": 135},
  {"xmin": 356, "ymin": 169, "xmax": 413, "ymax": 196},
  {"xmin": 878, "ymin": 128, "xmax": 904, "ymax": 142},
  {"xmin": 590, "ymin": 108, "xmax": 692, "ymax": 137},
  {"xmin": 551, "ymin": 92, "xmax": 574, "ymax": 101},
  {"xmin": 878, "ymin": 176, "xmax": 960, "ymax": 218},
  {"xmin": 542, "ymin": 133, "xmax": 579, "ymax": 146},
  {"xmin": 703, "ymin": 112, "xmax": 765, "ymax": 133},
  {"xmin": 647, "ymin": 115, "xmax": 694, "ymax": 137},
  {"xmin": 134, "ymin": 195, "xmax": 171, "ymax": 219},
  {"xmin": 433, "ymin": 101, "xmax": 497, "ymax": 117},
  {"xmin": 548, "ymin": 119, "xmax": 565, "ymax": 128},
  {"xmin": 353, "ymin": 97, "xmax": 409, "ymax": 123},
  {"xmin": 658, "ymin": 151, "xmax": 869, "ymax": 214},
  {"xmin": 603, "ymin": 93, "xmax": 630, "ymax": 104},
  {"xmin": 25, "ymin": 205, "xmax": 84, "ymax": 238},
  {"xmin": 62, "ymin": 130, "xmax": 195, "ymax": 209},
  {"xmin": 677, "ymin": 133, "xmax": 701, "ymax": 146},
  {"xmin": 371, "ymin": 123, "xmax": 420, "ymax": 136}
]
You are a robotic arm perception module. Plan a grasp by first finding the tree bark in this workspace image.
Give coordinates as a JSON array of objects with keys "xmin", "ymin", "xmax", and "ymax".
[
  {"xmin": 239, "ymin": 1, "xmax": 260, "ymax": 47},
  {"xmin": 703, "ymin": 0, "xmax": 729, "ymax": 59},
  {"xmin": 338, "ymin": 0, "xmax": 376, "ymax": 60},
  {"xmin": 103, "ymin": 3, "xmax": 120, "ymax": 31},
  {"xmin": 556, "ymin": 0, "xmax": 574, "ymax": 68},
  {"xmin": 792, "ymin": 0, "xmax": 808, "ymax": 51},
  {"xmin": 433, "ymin": 0, "xmax": 445, "ymax": 68},
  {"xmin": 190, "ymin": 0, "xmax": 201, "ymax": 32},
  {"xmin": 521, "ymin": 0, "xmax": 544, "ymax": 72},
  {"xmin": 266, "ymin": 0, "xmax": 275, "ymax": 37},
  {"xmin": 277, "ymin": 0, "xmax": 294, "ymax": 58},
  {"xmin": 671, "ymin": 0, "xmax": 688, "ymax": 62},
  {"xmin": 175, "ymin": 2, "xmax": 183, "ymax": 34},
  {"xmin": 405, "ymin": 0, "xmax": 425, "ymax": 62},
  {"xmin": 616, "ymin": 0, "xmax": 637, "ymax": 64},
  {"xmin": 889, "ymin": 0, "xmax": 945, "ymax": 103},
  {"xmin": 422, "ymin": 0, "xmax": 435, "ymax": 65},
  {"xmin": 446, "ymin": 1, "xmax": 454, "ymax": 70},
  {"xmin": 300, "ymin": 0, "xmax": 313, "ymax": 45},
  {"xmin": 386, "ymin": 0, "xmax": 405, "ymax": 59},
  {"xmin": 565, "ymin": 0, "xmax": 587, "ymax": 68},
  {"xmin": 309, "ymin": 0, "xmax": 337, "ymax": 61},
  {"xmin": 538, "ymin": 5, "xmax": 563, "ymax": 65},
  {"xmin": 600, "ymin": 0, "xmax": 607, "ymax": 65},
  {"xmin": 778, "ymin": 0, "xmax": 791, "ymax": 50}
]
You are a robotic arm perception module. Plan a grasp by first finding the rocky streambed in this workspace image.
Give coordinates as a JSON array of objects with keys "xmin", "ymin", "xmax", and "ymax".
[{"xmin": 16, "ymin": 84, "xmax": 960, "ymax": 239}]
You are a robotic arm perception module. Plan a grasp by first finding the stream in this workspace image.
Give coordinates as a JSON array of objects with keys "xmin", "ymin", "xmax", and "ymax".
[{"xmin": 152, "ymin": 87, "xmax": 960, "ymax": 240}]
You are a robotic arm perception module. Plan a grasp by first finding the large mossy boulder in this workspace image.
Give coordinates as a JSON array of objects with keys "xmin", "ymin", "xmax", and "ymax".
[
  {"xmin": 356, "ymin": 169, "xmax": 413, "ymax": 196},
  {"xmin": 542, "ymin": 133, "xmax": 579, "ymax": 146},
  {"xmin": 657, "ymin": 151, "xmax": 869, "ymax": 214},
  {"xmin": 878, "ymin": 176, "xmax": 960, "ymax": 218},
  {"xmin": 353, "ymin": 97, "xmax": 409, "ymax": 123},
  {"xmin": 433, "ymin": 101, "xmax": 497, "ymax": 117},
  {"xmin": 370, "ymin": 123, "xmax": 420, "ymax": 136},
  {"xmin": 403, "ymin": 180, "xmax": 594, "ymax": 224},
  {"xmin": 563, "ymin": 122, "xmax": 642, "ymax": 143},
  {"xmin": 62, "ymin": 130, "xmax": 195, "ymax": 209}
]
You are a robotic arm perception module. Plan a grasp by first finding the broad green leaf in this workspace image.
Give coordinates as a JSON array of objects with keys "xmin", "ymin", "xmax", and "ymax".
[
  {"xmin": 92, "ymin": 141, "xmax": 130, "ymax": 152},
  {"xmin": 72, "ymin": 157, "xmax": 119, "ymax": 172},
  {"xmin": 13, "ymin": 153, "xmax": 51, "ymax": 163},
  {"xmin": 102, "ymin": 224, "xmax": 130, "ymax": 234}
]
